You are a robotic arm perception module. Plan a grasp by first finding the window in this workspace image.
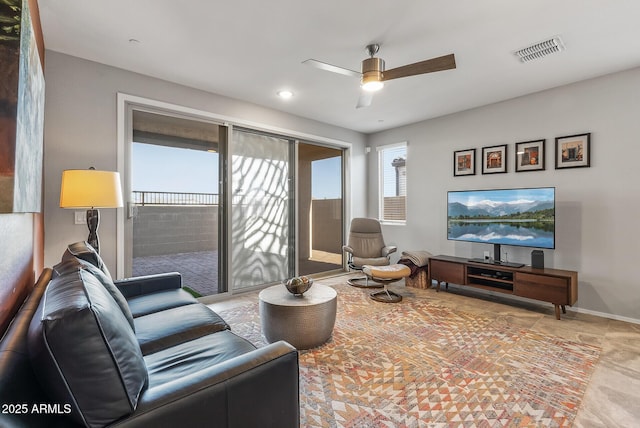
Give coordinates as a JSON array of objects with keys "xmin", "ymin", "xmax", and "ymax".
[{"xmin": 377, "ymin": 142, "xmax": 407, "ymax": 223}]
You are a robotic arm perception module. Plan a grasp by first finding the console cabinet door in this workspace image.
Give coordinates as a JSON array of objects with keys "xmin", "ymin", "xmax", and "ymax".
[
  {"xmin": 514, "ymin": 273, "xmax": 568, "ymax": 304},
  {"xmin": 430, "ymin": 260, "xmax": 465, "ymax": 285}
]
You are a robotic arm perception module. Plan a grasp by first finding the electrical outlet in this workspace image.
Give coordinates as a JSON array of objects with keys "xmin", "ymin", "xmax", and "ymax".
[
  {"xmin": 74, "ymin": 211, "xmax": 87, "ymax": 225},
  {"xmin": 483, "ymin": 251, "xmax": 491, "ymax": 260}
]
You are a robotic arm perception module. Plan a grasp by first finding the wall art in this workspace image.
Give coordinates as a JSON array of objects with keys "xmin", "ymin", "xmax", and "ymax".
[
  {"xmin": 515, "ymin": 139, "xmax": 545, "ymax": 172},
  {"xmin": 453, "ymin": 148, "xmax": 476, "ymax": 176},
  {"xmin": 482, "ymin": 144, "xmax": 507, "ymax": 174},
  {"xmin": 0, "ymin": 0, "xmax": 45, "ymax": 213},
  {"xmin": 555, "ymin": 133, "xmax": 590, "ymax": 169}
]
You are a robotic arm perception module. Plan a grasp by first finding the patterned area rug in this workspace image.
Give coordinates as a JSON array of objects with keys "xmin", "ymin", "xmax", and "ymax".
[{"xmin": 217, "ymin": 283, "xmax": 600, "ymax": 427}]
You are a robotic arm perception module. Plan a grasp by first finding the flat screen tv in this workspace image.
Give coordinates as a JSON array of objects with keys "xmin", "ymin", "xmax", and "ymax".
[{"xmin": 447, "ymin": 187, "xmax": 555, "ymax": 266}]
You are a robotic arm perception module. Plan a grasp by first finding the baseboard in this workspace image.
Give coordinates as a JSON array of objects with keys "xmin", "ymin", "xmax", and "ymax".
[
  {"xmin": 570, "ymin": 306, "xmax": 640, "ymax": 325},
  {"xmin": 435, "ymin": 282, "xmax": 640, "ymax": 325}
]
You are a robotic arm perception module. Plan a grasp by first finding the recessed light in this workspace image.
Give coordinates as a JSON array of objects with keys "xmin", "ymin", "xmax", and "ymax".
[{"xmin": 277, "ymin": 90, "xmax": 294, "ymax": 99}]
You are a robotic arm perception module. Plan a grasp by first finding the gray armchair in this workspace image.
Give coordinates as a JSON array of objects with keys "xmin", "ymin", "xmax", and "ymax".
[{"xmin": 343, "ymin": 218, "xmax": 397, "ymax": 287}]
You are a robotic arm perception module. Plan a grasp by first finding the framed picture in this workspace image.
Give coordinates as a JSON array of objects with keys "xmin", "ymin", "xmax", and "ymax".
[
  {"xmin": 515, "ymin": 139, "xmax": 545, "ymax": 172},
  {"xmin": 0, "ymin": 0, "xmax": 45, "ymax": 213},
  {"xmin": 453, "ymin": 148, "xmax": 476, "ymax": 176},
  {"xmin": 555, "ymin": 133, "xmax": 591, "ymax": 169},
  {"xmin": 482, "ymin": 144, "xmax": 507, "ymax": 174}
]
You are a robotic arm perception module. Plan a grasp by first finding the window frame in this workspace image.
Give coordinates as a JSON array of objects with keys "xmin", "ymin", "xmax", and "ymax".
[{"xmin": 376, "ymin": 141, "xmax": 407, "ymax": 225}]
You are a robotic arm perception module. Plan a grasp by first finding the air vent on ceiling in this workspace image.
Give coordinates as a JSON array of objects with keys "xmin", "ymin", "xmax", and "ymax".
[{"xmin": 514, "ymin": 36, "xmax": 565, "ymax": 63}]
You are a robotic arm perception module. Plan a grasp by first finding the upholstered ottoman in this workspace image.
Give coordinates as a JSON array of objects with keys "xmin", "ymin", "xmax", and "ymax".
[{"xmin": 362, "ymin": 264, "xmax": 411, "ymax": 303}]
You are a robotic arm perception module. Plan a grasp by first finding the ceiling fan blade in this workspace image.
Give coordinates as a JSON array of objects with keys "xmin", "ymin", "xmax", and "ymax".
[
  {"xmin": 382, "ymin": 53, "xmax": 456, "ymax": 81},
  {"xmin": 356, "ymin": 92, "xmax": 374, "ymax": 109},
  {"xmin": 302, "ymin": 59, "xmax": 361, "ymax": 78}
]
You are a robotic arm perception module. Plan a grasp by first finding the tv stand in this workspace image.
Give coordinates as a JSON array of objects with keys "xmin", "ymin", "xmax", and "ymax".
[
  {"xmin": 428, "ymin": 255, "xmax": 578, "ymax": 320},
  {"xmin": 468, "ymin": 258, "xmax": 525, "ymax": 268}
]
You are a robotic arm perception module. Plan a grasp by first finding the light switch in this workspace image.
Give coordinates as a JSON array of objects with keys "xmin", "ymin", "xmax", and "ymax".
[{"xmin": 74, "ymin": 210, "xmax": 87, "ymax": 225}]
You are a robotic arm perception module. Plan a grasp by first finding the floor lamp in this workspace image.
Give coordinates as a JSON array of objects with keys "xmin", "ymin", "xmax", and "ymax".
[{"xmin": 60, "ymin": 168, "xmax": 123, "ymax": 254}]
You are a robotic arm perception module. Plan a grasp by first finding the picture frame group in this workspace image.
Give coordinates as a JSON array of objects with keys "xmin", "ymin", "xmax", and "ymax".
[{"xmin": 453, "ymin": 132, "xmax": 591, "ymax": 176}]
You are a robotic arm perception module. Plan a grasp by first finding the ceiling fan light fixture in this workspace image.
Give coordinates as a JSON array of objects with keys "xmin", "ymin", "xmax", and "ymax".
[
  {"xmin": 361, "ymin": 77, "xmax": 384, "ymax": 92},
  {"xmin": 361, "ymin": 56, "xmax": 385, "ymax": 91},
  {"xmin": 304, "ymin": 43, "xmax": 456, "ymax": 108}
]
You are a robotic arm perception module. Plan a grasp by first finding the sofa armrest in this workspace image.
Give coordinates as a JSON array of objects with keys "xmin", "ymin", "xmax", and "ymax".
[
  {"xmin": 114, "ymin": 272, "xmax": 183, "ymax": 298},
  {"xmin": 112, "ymin": 341, "xmax": 299, "ymax": 428}
]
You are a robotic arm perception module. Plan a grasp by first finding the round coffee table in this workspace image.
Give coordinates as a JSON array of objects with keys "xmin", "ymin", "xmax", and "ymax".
[{"xmin": 259, "ymin": 283, "xmax": 337, "ymax": 350}]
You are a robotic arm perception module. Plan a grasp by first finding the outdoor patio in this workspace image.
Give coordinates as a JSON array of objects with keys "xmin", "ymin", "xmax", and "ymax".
[
  {"xmin": 133, "ymin": 250, "xmax": 219, "ymax": 296},
  {"xmin": 132, "ymin": 249, "xmax": 343, "ymax": 297},
  {"xmin": 131, "ymin": 192, "xmax": 343, "ymax": 296}
]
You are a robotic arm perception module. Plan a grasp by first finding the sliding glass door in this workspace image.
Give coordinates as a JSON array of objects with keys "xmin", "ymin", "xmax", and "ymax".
[
  {"xmin": 230, "ymin": 129, "xmax": 294, "ymax": 291},
  {"xmin": 297, "ymin": 143, "xmax": 344, "ymax": 275},
  {"xmin": 126, "ymin": 110, "xmax": 227, "ymax": 297},
  {"xmin": 121, "ymin": 98, "xmax": 347, "ymax": 296}
]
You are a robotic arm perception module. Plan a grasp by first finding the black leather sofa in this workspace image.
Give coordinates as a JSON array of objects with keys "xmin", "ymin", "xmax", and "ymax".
[{"xmin": 0, "ymin": 242, "xmax": 299, "ymax": 428}]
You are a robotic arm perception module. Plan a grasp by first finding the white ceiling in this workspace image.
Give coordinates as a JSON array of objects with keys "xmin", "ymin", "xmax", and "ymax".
[{"xmin": 39, "ymin": 0, "xmax": 640, "ymax": 134}]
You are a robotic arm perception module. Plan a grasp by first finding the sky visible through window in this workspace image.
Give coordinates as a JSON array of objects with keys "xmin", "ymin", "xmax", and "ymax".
[
  {"xmin": 132, "ymin": 144, "xmax": 218, "ymax": 193},
  {"xmin": 312, "ymin": 157, "xmax": 341, "ymax": 199},
  {"xmin": 133, "ymin": 143, "xmax": 342, "ymax": 199}
]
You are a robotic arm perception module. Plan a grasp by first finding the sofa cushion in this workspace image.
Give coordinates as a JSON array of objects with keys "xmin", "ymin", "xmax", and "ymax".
[
  {"xmin": 52, "ymin": 258, "xmax": 136, "ymax": 331},
  {"xmin": 127, "ymin": 288, "xmax": 198, "ymax": 317},
  {"xmin": 144, "ymin": 330, "xmax": 257, "ymax": 388},
  {"xmin": 62, "ymin": 241, "xmax": 113, "ymax": 280},
  {"xmin": 28, "ymin": 267, "xmax": 148, "ymax": 428},
  {"xmin": 134, "ymin": 304, "xmax": 230, "ymax": 355}
]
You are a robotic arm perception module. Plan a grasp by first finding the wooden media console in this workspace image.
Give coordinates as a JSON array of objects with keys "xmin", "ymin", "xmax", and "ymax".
[{"xmin": 428, "ymin": 255, "xmax": 578, "ymax": 320}]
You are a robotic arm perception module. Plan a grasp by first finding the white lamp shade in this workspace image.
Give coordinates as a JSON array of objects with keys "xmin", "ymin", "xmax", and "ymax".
[{"xmin": 60, "ymin": 169, "xmax": 124, "ymax": 209}]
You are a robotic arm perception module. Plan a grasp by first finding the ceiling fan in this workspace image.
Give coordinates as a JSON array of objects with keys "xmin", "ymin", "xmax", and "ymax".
[{"xmin": 303, "ymin": 44, "xmax": 456, "ymax": 108}]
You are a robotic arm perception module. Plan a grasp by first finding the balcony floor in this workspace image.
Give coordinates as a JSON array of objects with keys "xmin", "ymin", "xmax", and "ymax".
[
  {"xmin": 133, "ymin": 250, "xmax": 219, "ymax": 296},
  {"xmin": 133, "ymin": 249, "xmax": 344, "ymax": 297}
]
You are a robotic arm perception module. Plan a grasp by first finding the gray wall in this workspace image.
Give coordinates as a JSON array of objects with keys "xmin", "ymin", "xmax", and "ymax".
[
  {"xmin": 366, "ymin": 67, "xmax": 640, "ymax": 322},
  {"xmin": 134, "ymin": 201, "xmax": 342, "ymax": 257},
  {"xmin": 43, "ymin": 51, "xmax": 368, "ymax": 272},
  {"xmin": 312, "ymin": 199, "xmax": 343, "ymax": 254},
  {"xmin": 133, "ymin": 206, "xmax": 218, "ymax": 257}
]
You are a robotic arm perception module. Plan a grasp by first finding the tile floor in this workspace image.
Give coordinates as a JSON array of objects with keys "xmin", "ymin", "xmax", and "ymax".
[
  {"xmin": 208, "ymin": 274, "xmax": 640, "ymax": 427},
  {"xmin": 133, "ymin": 250, "xmax": 343, "ymax": 296},
  {"xmin": 133, "ymin": 251, "xmax": 220, "ymax": 296}
]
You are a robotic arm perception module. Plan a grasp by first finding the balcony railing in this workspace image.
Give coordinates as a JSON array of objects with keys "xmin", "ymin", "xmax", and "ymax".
[{"xmin": 132, "ymin": 191, "xmax": 218, "ymax": 206}]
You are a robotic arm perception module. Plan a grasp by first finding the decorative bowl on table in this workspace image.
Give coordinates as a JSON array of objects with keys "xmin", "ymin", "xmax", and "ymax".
[{"xmin": 283, "ymin": 276, "xmax": 313, "ymax": 296}]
